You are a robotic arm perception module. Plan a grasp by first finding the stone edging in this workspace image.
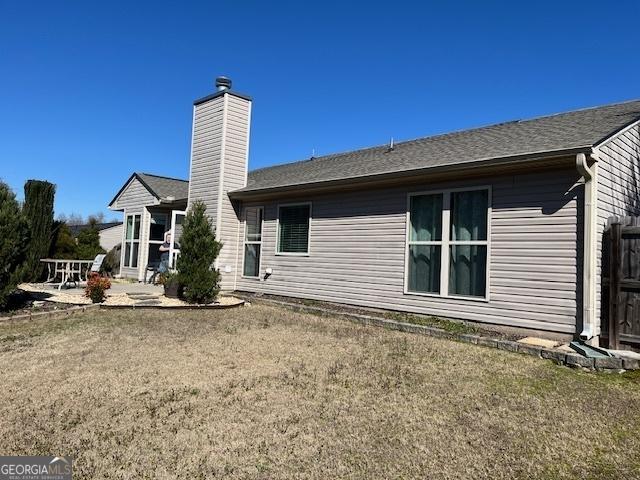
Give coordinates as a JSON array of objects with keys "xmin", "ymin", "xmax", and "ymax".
[
  {"xmin": 243, "ymin": 296, "xmax": 639, "ymax": 372},
  {"xmin": 0, "ymin": 304, "xmax": 100, "ymax": 323},
  {"xmin": 99, "ymin": 301, "xmax": 245, "ymax": 310}
]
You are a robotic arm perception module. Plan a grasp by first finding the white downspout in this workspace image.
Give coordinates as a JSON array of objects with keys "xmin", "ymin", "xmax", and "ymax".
[{"xmin": 575, "ymin": 151, "xmax": 599, "ymax": 343}]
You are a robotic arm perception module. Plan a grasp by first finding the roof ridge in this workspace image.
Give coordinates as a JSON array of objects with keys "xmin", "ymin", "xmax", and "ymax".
[
  {"xmin": 137, "ymin": 172, "xmax": 189, "ymax": 183},
  {"xmin": 248, "ymin": 98, "xmax": 640, "ymax": 175}
]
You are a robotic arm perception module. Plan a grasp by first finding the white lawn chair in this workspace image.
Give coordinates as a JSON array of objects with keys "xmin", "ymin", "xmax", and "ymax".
[{"xmin": 90, "ymin": 254, "xmax": 106, "ymax": 274}]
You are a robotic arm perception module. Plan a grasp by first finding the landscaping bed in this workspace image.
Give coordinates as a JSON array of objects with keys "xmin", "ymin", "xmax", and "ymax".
[{"xmin": 0, "ymin": 290, "xmax": 77, "ymax": 319}]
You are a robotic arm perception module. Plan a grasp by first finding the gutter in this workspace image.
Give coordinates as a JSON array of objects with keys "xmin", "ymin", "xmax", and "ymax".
[{"xmin": 575, "ymin": 151, "xmax": 599, "ymax": 343}]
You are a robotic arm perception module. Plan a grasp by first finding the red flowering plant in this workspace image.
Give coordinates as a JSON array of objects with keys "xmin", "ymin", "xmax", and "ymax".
[{"xmin": 85, "ymin": 272, "xmax": 111, "ymax": 303}]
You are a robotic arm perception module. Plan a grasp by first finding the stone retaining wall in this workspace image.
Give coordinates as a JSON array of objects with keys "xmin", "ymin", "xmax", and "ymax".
[{"xmin": 241, "ymin": 296, "xmax": 640, "ymax": 372}]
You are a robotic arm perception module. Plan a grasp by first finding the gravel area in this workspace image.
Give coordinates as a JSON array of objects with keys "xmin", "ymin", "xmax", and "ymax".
[{"xmin": 18, "ymin": 284, "xmax": 243, "ymax": 308}]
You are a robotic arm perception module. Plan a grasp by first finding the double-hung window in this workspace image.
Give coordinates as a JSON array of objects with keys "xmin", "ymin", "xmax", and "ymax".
[
  {"xmin": 243, "ymin": 207, "xmax": 263, "ymax": 277},
  {"xmin": 277, "ymin": 203, "xmax": 311, "ymax": 255},
  {"xmin": 406, "ymin": 187, "xmax": 490, "ymax": 299},
  {"xmin": 123, "ymin": 214, "xmax": 141, "ymax": 268}
]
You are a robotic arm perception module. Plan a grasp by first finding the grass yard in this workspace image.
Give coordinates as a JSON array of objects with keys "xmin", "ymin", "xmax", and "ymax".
[{"xmin": 1, "ymin": 304, "xmax": 639, "ymax": 479}]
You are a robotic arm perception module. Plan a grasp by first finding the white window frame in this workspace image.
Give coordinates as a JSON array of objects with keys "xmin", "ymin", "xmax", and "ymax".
[
  {"xmin": 123, "ymin": 213, "xmax": 141, "ymax": 268},
  {"xmin": 275, "ymin": 202, "xmax": 312, "ymax": 256},
  {"xmin": 169, "ymin": 210, "xmax": 187, "ymax": 268},
  {"xmin": 241, "ymin": 206, "xmax": 264, "ymax": 279},
  {"xmin": 404, "ymin": 186, "xmax": 491, "ymax": 302},
  {"xmin": 147, "ymin": 211, "xmax": 169, "ymax": 264}
]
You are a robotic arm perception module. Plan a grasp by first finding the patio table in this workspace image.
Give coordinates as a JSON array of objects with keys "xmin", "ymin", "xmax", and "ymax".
[{"xmin": 40, "ymin": 258, "xmax": 94, "ymax": 290}]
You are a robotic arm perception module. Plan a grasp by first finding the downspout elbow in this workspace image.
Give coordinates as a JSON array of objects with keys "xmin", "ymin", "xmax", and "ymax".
[{"xmin": 576, "ymin": 152, "xmax": 594, "ymax": 180}]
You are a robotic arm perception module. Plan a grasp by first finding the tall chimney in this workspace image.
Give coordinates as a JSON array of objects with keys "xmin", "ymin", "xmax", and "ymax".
[{"xmin": 187, "ymin": 77, "xmax": 252, "ymax": 290}]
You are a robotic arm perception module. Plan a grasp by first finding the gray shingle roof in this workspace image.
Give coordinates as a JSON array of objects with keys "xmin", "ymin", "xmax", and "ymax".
[
  {"xmin": 69, "ymin": 222, "xmax": 122, "ymax": 237},
  {"xmin": 235, "ymin": 99, "xmax": 640, "ymax": 196},
  {"xmin": 137, "ymin": 173, "xmax": 189, "ymax": 201}
]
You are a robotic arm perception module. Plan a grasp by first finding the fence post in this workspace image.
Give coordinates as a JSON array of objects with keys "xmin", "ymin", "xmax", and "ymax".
[{"xmin": 609, "ymin": 222, "xmax": 622, "ymax": 350}]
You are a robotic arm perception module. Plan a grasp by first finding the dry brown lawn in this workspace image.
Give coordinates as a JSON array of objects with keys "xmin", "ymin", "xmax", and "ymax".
[{"xmin": 0, "ymin": 304, "xmax": 639, "ymax": 479}]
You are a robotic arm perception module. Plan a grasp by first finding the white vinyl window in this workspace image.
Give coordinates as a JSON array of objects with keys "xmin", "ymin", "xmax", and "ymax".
[
  {"xmin": 405, "ymin": 187, "xmax": 490, "ymax": 300},
  {"xmin": 123, "ymin": 214, "xmax": 141, "ymax": 268},
  {"xmin": 242, "ymin": 207, "xmax": 263, "ymax": 278}
]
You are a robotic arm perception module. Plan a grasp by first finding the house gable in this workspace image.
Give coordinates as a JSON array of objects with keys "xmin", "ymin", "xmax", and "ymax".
[{"xmin": 109, "ymin": 174, "xmax": 160, "ymax": 211}]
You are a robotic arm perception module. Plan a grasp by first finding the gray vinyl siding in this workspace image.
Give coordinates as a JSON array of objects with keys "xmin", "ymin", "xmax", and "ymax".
[
  {"xmin": 218, "ymin": 95, "xmax": 251, "ymax": 290},
  {"xmin": 595, "ymin": 123, "xmax": 640, "ymax": 328},
  {"xmin": 99, "ymin": 224, "xmax": 122, "ymax": 252},
  {"xmin": 188, "ymin": 95, "xmax": 225, "ymax": 219},
  {"xmin": 236, "ymin": 168, "xmax": 582, "ymax": 334},
  {"xmin": 111, "ymin": 178, "xmax": 158, "ymax": 210},
  {"xmin": 187, "ymin": 92, "xmax": 251, "ymax": 290}
]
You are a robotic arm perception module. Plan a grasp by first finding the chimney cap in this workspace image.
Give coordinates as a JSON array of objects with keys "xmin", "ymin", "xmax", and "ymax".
[{"xmin": 215, "ymin": 76, "xmax": 232, "ymax": 91}]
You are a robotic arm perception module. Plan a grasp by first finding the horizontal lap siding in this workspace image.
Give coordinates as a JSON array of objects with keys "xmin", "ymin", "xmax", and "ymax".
[
  {"xmin": 236, "ymin": 169, "xmax": 581, "ymax": 334},
  {"xmin": 112, "ymin": 178, "xmax": 157, "ymax": 210},
  {"xmin": 188, "ymin": 96, "xmax": 224, "ymax": 219},
  {"xmin": 596, "ymin": 124, "xmax": 640, "ymax": 329},
  {"xmin": 99, "ymin": 225, "xmax": 122, "ymax": 252},
  {"xmin": 219, "ymin": 96, "xmax": 251, "ymax": 290}
]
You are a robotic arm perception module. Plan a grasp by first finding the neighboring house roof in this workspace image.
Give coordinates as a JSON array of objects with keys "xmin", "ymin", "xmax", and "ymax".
[
  {"xmin": 109, "ymin": 172, "xmax": 189, "ymax": 207},
  {"xmin": 69, "ymin": 222, "xmax": 123, "ymax": 237},
  {"xmin": 231, "ymin": 99, "xmax": 640, "ymax": 197}
]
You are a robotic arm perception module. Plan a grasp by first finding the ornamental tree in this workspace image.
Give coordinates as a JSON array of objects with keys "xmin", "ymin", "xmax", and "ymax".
[{"xmin": 176, "ymin": 200, "xmax": 222, "ymax": 304}]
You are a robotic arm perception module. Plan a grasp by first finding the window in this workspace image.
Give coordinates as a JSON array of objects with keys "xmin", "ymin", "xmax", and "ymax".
[
  {"xmin": 147, "ymin": 212, "xmax": 168, "ymax": 264},
  {"xmin": 406, "ymin": 188, "xmax": 489, "ymax": 299},
  {"xmin": 123, "ymin": 214, "xmax": 141, "ymax": 268},
  {"xmin": 243, "ymin": 207, "xmax": 263, "ymax": 277},
  {"xmin": 277, "ymin": 203, "xmax": 311, "ymax": 254}
]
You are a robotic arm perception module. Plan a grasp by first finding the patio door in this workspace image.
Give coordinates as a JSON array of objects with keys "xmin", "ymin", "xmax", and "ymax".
[
  {"xmin": 147, "ymin": 212, "xmax": 169, "ymax": 265},
  {"xmin": 169, "ymin": 210, "xmax": 186, "ymax": 268}
]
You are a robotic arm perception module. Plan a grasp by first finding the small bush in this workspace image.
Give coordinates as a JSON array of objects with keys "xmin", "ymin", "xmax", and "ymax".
[
  {"xmin": 102, "ymin": 244, "xmax": 121, "ymax": 277},
  {"xmin": 159, "ymin": 270, "xmax": 180, "ymax": 286},
  {"xmin": 176, "ymin": 201, "xmax": 222, "ymax": 304},
  {"xmin": 85, "ymin": 272, "xmax": 111, "ymax": 303}
]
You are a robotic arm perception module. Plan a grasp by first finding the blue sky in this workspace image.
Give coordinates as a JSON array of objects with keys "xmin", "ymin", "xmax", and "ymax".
[{"xmin": 1, "ymin": 0, "xmax": 639, "ymax": 220}]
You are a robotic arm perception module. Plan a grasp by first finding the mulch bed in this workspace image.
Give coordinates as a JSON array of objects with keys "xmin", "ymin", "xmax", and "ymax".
[{"xmin": 0, "ymin": 290, "xmax": 76, "ymax": 318}]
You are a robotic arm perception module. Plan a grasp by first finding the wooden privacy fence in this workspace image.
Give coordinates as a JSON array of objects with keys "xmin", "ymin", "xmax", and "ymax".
[{"xmin": 602, "ymin": 216, "xmax": 640, "ymax": 350}]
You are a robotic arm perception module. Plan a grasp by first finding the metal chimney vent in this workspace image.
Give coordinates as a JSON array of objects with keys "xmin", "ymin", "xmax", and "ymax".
[{"xmin": 215, "ymin": 76, "xmax": 232, "ymax": 91}]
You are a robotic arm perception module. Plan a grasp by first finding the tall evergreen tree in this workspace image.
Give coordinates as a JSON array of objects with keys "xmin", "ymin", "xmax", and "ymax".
[
  {"xmin": 176, "ymin": 200, "xmax": 222, "ymax": 304},
  {"xmin": 0, "ymin": 182, "xmax": 30, "ymax": 307},
  {"xmin": 21, "ymin": 180, "xmax": 56, "ymax": 281}
]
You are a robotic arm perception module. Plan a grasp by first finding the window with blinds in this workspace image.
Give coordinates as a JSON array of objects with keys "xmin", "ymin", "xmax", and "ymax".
[{"xmin": 277, "ymin": 204, "xmax": 311, "ymax": 254}]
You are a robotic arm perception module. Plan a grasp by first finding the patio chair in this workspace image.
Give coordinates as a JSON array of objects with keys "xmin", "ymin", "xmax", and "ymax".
[
  {"xmin": 90, "ymin": 254, "xmax": 106, "ymax": 273},
  {"xmin": 145, "ymin": 260, "xmax": 161, "ymax": 284}
]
